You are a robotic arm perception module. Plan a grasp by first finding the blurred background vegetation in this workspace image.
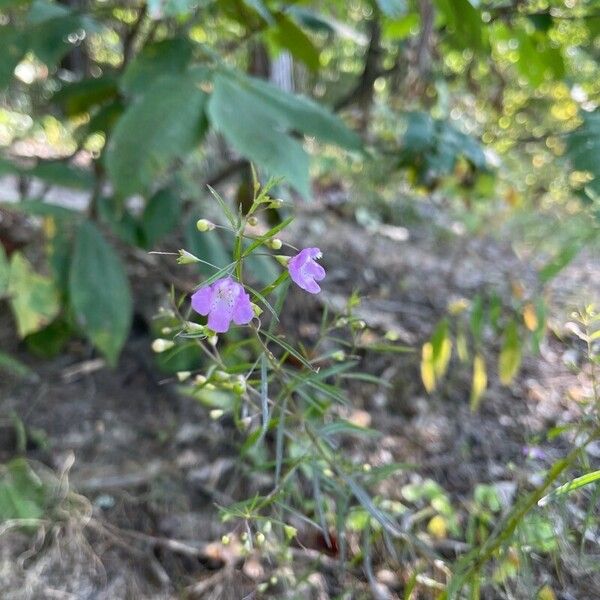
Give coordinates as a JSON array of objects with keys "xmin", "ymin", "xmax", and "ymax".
[{"xmin": 0, "ymin": 0, "xmax": 599, "ymax": 598}]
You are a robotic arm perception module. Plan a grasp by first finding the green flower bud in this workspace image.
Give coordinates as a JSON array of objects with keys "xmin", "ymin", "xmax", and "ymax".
[
  {"xmin": 275, "ymin": 255, "xmax": 290, "ymax": 267},
  {"xmin": 210, "ymin": 409, "xmax": 224, "ymax": 420},
  {"xmin": 221, "ymin": 535, "xmax": 230, "ymax": 545},
  {"xmin": 268, "ymin": 238, "xmax": 282, "ymax": 250},
  {"xmin": 284, "ymin": 525, "xmax": 297, "ymax": 540},
  {"xmin": 247, "ymin": 216, "xmax": 258, "ymax": 226},
  {"xmin": 194, "ymin": 374, "xmax": 207, "ymax": 385},
  {"xmin": 251, "ymin": 302, "xmax": 263, "ymax": 317},
  {"xmin": 196, "ymin": 219, "xmax": 215, "ymax": 232},
  {"xmin": 255, "ymin": 532, "xmax": 265, "ymax": 545},
  {"xmin": 232, "ymin": 379, "xmax": 246, "ymax": 395},
  {"xmin": 177, "ymin": 249, "xmax": 201, "ymax": 264},
  {"xmin": 332, "ymin": 350, "xmax": 346, "ymax": 361},
  {"xmin": 176, "ymin": 371, "xmax": 191, "ymax": 382},
  {"xmin": 213, "ymin": 370, "xmax": 229, "ymax": 382}
]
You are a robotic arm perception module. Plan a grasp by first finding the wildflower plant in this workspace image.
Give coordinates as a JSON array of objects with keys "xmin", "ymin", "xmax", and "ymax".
[{"xmin": 152, "ymin": 175, "xmax": 412, "ymax": 585}]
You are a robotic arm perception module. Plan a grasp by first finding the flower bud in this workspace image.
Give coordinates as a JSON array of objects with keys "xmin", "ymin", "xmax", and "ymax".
[
  {"xmin": 268, "ymin": 199, "xmax": 283, "ymax": 209},
  {"xmin": 251, "ymin": 302, "xmax": 263, "ymax": 317},
  {"xmin": 210, "ymin": 409, "xmax": 224, "ymax": 420},
  {"xmin": 213, "ymin": 370, "xmax": 229, "ymax": 382},
  {"xmin": 247, "ymin": 216, "xmax": 258, "ymax": 226},
  {"xmin": 233, "ymin": 378, "xmax": 246, "ymax": 395},
  {"xmin": 353, "ymin": 320, "xmax": 367, "ymax": 330},
  {"xmin": 284, "ymin": 525, "xmax": 297, "ymax": 540},
  {"xmin": 185, "ymin": 321, "xmax": 207, "ymax": 333},
  {"xmin": 196, "ymin": 219, "xmax": 215, "ymax": 232},
  {"xmin": 362, "ymin": 463, "xmax": 372, "ymax": 472},
  {"xmin": 332, "ymin": 350, "xmax": 345, "ymax": 362},
  {"xmin": 240, "ymin": 416, "xmax": 252, "ymax": 430},
  {"xmin": 177, "ymin": 249, "xmax": 201, "ymax": 264},
  {"xmin": 275, "ymin": 255, "xmax": 290, "ymax": 267},
  {"xmin": 208, "ymin": 335, "xmax": 218, "ymax": 346},
  {"xmin": 152, "ymin": 339, "xmax": 175, "ymax": 353},
  {"xmin": 161, "ymin": 326, "xmax": 172, "ymax": 335},
  {"xmin": 268, "ymin": 238, "xmax": 282, "ymax": 250},
  {"xmin": 176, "ymin": 371, "xmax": 191, "ymax": 382},
  {"xmin": 255, "ymin": 532, "xmax": 265, "ymax": 545},
  {"xmin": 194, "ymin": 374, "xmax": 207, "ymax": 385},
  {"xmin": 221, "ymin": 535, "xmax": 230, "ymax": 545}
]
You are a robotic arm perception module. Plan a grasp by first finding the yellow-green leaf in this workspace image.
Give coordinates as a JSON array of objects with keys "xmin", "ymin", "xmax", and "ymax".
[
  {"xmin": 7, "ymin": 252, "xmax": 60, "ymax": 338},
  {"xmin": 470, "ymin": 354, "xmax": 487, "ymax": 412},
  {"xmin": 499, "ymin": 321, "xmax": 522, "ymax": 385},
  {"xmin": 421, "ymin": 342, "xmax": 436, "ymax": 393}
]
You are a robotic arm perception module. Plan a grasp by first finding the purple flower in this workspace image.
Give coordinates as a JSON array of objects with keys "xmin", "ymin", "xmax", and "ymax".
[
  {"xmin": 288, "ymin": 247, "xmax": 325, "ymax": 294},
  {"xmin": 191, "ymin": 277, "xmax": 253, "ymax": 333}
]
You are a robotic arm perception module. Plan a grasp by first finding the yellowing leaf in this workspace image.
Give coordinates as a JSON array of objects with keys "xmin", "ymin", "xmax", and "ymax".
[
  {"xmin": 470, "ymin": 354, "xmax": 487, "ymax": 412},
  {"xmin": 537, "ymin": 585, "xmax": 556, "ymax": 600},
  {"xmin": 427, "ymin": 515, "xmax": 447, "ymax": 539},
  {"xmin": 456, "ymin": 331, "xmax": 469, "ymax": 363},
  {"xmin": 434, "ymin": 337, "xmax": 452, "ymax": 378},
  {"xmin": 523, "ymin": 303, "xmax": 538, "ymax": 331},
  {"xmin": 8, "ymin": 253, "xmax": 60, "ymax": 338},
  {"xmin": 421, "ymin": 342, "xmax": 436, "ymax": 393},
  {"xmin": 499, "ymin": 321, "xmax": 522, "ymax": 385}
]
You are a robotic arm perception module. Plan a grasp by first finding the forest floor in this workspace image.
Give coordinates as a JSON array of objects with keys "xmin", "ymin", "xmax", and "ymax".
[{"xmin": 0, "ymin": 186, "xmax": 599, "ymax": 599}]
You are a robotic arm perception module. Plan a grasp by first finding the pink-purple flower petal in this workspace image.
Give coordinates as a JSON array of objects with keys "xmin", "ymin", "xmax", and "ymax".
[
  {"xmin": 288, "ymin": 247, "xmax": 325, "ymax": 294},
  {"xmin": 191, "ymin": 277, "xmax": 254, "ymax": 333}
]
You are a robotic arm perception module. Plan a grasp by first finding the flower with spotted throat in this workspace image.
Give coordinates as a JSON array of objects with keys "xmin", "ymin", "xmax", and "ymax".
[
  {"xmin": 288, "ymin": 247, "xmax": 325, "ymax": 294},
  {"xmin": 191, "ymin": 277, "xmax": 253, "ymax": 333}
]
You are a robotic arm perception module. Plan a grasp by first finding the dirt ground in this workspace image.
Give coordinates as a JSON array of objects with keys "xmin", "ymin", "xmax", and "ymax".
[{"xmin": 1, "ymin": 191, "xmax": 599, "ymax": 599}]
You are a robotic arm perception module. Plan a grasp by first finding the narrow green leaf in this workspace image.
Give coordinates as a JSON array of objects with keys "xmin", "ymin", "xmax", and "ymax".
[{"xmin": 539, "ymin": 470, "xmax": 600, "ymax": 507}]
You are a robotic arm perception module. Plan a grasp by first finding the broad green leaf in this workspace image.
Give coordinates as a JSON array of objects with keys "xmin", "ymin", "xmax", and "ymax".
[
  {"xmin": 434, "ymin": 0, "xmax": 486, "ymax": 51},
  {"xmin": 0, "ymin": 458, "xmax": 48, "ymax": 521},
  {"xmin": 8, "ymin": 252, "xmax": 60, "ymax": 338},
  {"xmin": 28, "ymin": 161, "xmax": 94, "ymax": 189},
  {"xmin": 516, "ymin": 32, "xmax": 564, "ymax": 87},
  {"xmin": 566, "ymin": 109, "xmax": 600, "ymax": 199},
  {"xmin": 69, "ymin": 222, "xmax": 132, "ymax": 365},
  {"xmin": 97, "ymin": 196, "xmax": 141, "ymax": 246},
  {"xmin": 539, "ymin": 470, "xmax": 600, "ymax": 507},
  {"xmin": 25, "ymin": 318, "xmax": 71, "ymax": 358},
  {"xmin": 235, "ymin": 73, "xmax": 362, "ymax": 151},
  {"xmin": 268, "ymin": 13, "xmax": 320, "ymax": 71},
  {"xmin": 498, "ymin": 320, "xmax": 521, "ymax": 385},
  {"xmin": 121, "ymin": 38, "xmax": 193, "ymax": 95},
  {"xmin": 141, "ymin": 188, "xmax": 181, "ymax": 248},
  {"xmin": 208, "ymin": 74, "xmax": 310, "ymax": 197},
  {"xmin": 52, "ymin": 75, "xmax": 118, "ymax": 116},
  {"xmin": 106, "ymin": 74, "xmax": 207, "ymax": 197},
  {"xmin": 0, "ymin": 28, "xmax": 27, "ymax": 87},
  {"xmin": 383, "ymin": 13, "xmax": 420, "ymax": 39}
]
